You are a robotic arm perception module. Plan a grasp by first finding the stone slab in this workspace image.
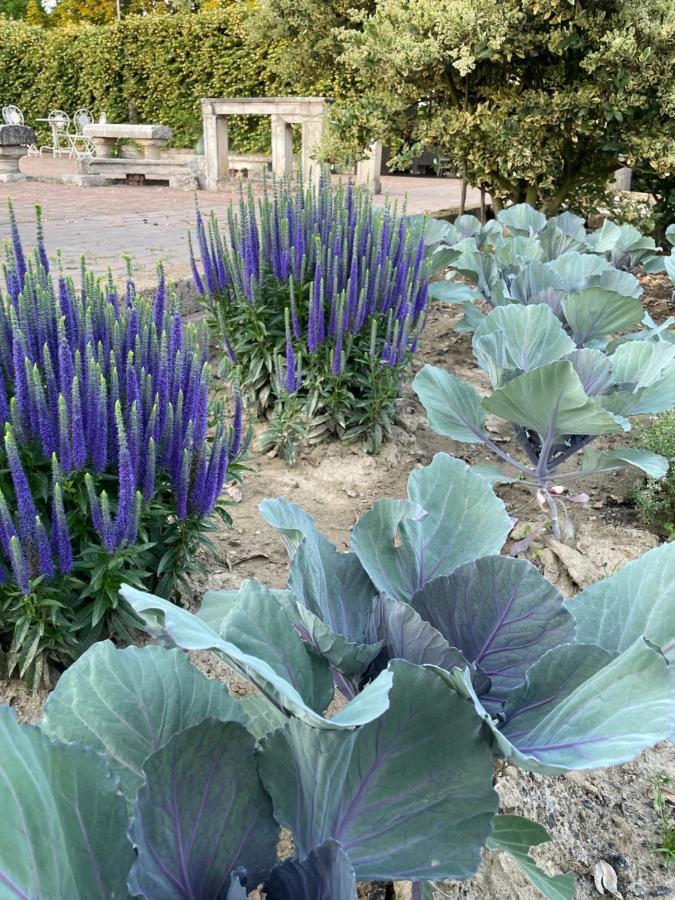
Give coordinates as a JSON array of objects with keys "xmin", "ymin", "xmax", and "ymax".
[
  {"xmin": 0, "ymin": 173, "xmax": 31, "ymax": 183},
  {"xmin": 0, "ymin": 124, "xmax": 36, "ymax": 146},
  {"xmin": 83, "ymin": 123, "xmax": 172, "ymax": 141},
  {"xmin": 202, "ymin": 97, "xmax": 330, "ymax": 119},
  {"xmin": 85, "ymin": 158, "xmax": 196, "ymax": 176}
]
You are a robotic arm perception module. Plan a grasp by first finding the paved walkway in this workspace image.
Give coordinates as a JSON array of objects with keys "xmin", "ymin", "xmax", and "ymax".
[{"xmin": 0, "ymin": 156, "xmax": 484, "ymax": 288}]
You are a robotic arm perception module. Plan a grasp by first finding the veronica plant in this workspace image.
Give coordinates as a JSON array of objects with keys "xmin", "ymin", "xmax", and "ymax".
[
  {"xmin": 192, "ymin": 176, "xmax": 430, "ymax": 455},
  {"xmin": 416, "ymin": 204, "xmax": 668, "ymax": 336},
  {"xmin": 412, "ymin": 302, "xmax": 675, "ymax": 538},
  {"xmin": 109, "ymin": 452, "xmax": 673, "ymax": 898},
  {"xmin": 0, "ymin": 204, "xmax": 243, "ymax": 685}
]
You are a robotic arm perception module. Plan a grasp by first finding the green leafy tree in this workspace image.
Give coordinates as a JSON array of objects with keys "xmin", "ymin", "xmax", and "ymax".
[
  {"xmin": 25, "ymin": 0, "xmax": 46, "ymax": 23},
  {"xmin": 251, "ymin": 0, "xmax": 675, "ymax": 212},
  {"xmin": 245, "ymin": 0, "xmax": 375, "ymax": 96},
  {"xmin": 0, "ymin": 0, "xmax": 28, "ymax": 18}
]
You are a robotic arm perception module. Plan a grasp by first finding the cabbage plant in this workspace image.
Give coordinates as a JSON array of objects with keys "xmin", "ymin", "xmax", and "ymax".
[
  {"xmin": 0, "ymin": 639, "xmax": 499, "ymax": 897},
  {"xmin": 415, "ymin": 204, "xmax": 666, "ymax": 335},
  {"xmin": 2, "ymin": 455, "xmax": 671, "ymax": 897},
  {"xmin": 120, "ymin": 454, "xmax": 671, "ymax": 898},
  {"xmin": 413, "ymin": 303, "xmax": 675, "ymax": 538}
]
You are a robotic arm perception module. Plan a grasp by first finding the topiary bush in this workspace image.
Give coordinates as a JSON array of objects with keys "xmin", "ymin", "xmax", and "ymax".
[
  {"xmin": 192, "ymin": 177, "xmax": 430, "ymax": 458},
  {"xmin": 0, "ymin": 204, "xmax": 244, "ymax": 686}
]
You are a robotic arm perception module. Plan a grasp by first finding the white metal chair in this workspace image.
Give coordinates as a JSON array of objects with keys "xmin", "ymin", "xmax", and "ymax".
[
  {"xmin": 40, "ymin": 110, "xmax": 71, "ymax": 157},
  {"xmin": 67, "ymin": 108, "xmax": 95, "ymax": 159}
]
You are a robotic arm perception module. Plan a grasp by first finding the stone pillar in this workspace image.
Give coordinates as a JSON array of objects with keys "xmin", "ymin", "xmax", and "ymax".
[
  {"xmin": 612, "ymin": 167, "xmax": 632, "ymax": 192},
  {"xmin": 91, "ymin": 136, "xmax": 115, "ymax": 158},
  {"xmin": 203, "ymin": 108, "xmax": 229, "ymax": 191},
  {"xmin": 136, "ymin": 138, "xmax": 166, "ymax": 160},
  {"xmin": 301, "ymin": 115, "xmax": 326, "ymax": 185},
  {"xmin": 356, "ymin": 141, "xmax": 383, "ymax": 194},
  {"xmin": 271, "ymin": 115, "xmax": 294, "ymax": 177},
  {"xmin": 0, "ymin": 125, "xmax": 36, "ymax": 182}
]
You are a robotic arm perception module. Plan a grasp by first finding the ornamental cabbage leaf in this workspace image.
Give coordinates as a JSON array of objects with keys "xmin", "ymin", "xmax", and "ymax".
[
  {"xmin": 259, "ymin": 660, "xmax": 498, "ymax": 881},
  {"xmin": 413, "ymin": 301, "xmax": 673, "ymax": 537},
  {"xmin": 350, "ymin": 453, "xmax": 511, "ymax": 602}
]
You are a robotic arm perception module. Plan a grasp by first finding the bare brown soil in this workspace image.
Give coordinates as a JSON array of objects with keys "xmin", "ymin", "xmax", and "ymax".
[{"xmin": 1, "ymin": 274, "xmax": 673, "ymax": 899}]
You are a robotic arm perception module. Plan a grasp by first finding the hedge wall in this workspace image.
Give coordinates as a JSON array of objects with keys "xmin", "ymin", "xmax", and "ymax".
[{"xmin": 0, "ymin": 8, "xmax": 282, "ymax": 151}]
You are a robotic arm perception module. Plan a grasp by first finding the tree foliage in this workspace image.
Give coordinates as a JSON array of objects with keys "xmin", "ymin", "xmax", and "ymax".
[
  {"xmin": 250, "ymin": 0, "xmax": 675, "ymax": 212},
  {"xmin": 0, "ymin": 0, "xmax": 28, "ymax": 19}
]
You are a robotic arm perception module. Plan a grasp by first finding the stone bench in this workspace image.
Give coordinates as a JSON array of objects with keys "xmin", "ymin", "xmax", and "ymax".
[
  {"xmin": 82, "ymin": 123, "xmax": 173, "ymax": 160},
  {"xmin": 0, "ymin": 124, "xmax": 36, "ymax": 182},
  {"xmin": 77, "ymin": 156, "xmax": 199, "ymax": 190}
]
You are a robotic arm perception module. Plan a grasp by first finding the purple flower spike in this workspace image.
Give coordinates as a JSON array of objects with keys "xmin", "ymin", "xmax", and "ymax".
[
  {"xmin": 35, "ymin": 517, "xmax": 55, "ymax": 579},
  {"xmin": 9, "ymin": 535, "xmax": 30, "ymax": 595},
  {"xmin": 52, "ymin": 480, "xmax": 73, "ymax": 573},
  {"xmin": 153, "ymin": 262, "xmax": 166, "ymax": 329},
  {"xmin": 4, "ymin": 426, "xmax": 36, "ymax": 543}
]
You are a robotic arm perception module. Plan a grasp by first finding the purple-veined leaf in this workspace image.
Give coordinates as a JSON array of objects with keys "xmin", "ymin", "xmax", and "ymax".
[
  {"xmin": 289, "ymin": 534, "xmax": 380, "ymax": 659},
  {"xmin": 128, "ymin": 720, "xmax": 278, "ymax": 898},
  {"xmin": 218, "ymin": 580, "xmax": 335, "ymax": 716},
  {"xmin": 259, "ymin": 660, "xmax": 497, "ymax": 880},
  {"xmin": 483, "ymin": 360, "xmax": 624, "ymax": 441},
  {"xmin": 122, "ymin": 585, "xmax": 394, "ymax": 730},
  {"xmin": 567, "ymin": 541, "xmax": 675, "ymax": 661},
  {"xmin": 258, "ymin": 497, "xmax": 318, "ymax": 558},
  {"xmin": 410, "ymin": 556, "xmax": 573, "ymax": 705},
  {"xmin": 0, "ymin": 706, "xmax": 133, "ymax": 898},
  {"xmin": 41, "ymin": 641, "xmax": 246, "ymax": 804},
  {"xmin": 565, "ymin": 348, "xmax": 614, "ymax": 395},
  {"xmin": 351, "ymin": 453, "xmax": 511, "ymax": 603},
  {"xmin": 265, "ymin": 840, "xmax": 356, "ymax": 899},
  {"xmin": 441, "ymin": 638, "xmax": 674, "ymax": 774}
]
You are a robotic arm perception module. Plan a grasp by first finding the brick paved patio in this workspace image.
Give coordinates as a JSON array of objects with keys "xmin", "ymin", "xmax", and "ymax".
[{"xmin": 0, "ymin": 156, "xmax": 485, "ymax": 288}]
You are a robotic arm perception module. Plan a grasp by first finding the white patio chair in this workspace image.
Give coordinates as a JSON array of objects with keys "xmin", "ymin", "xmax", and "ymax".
[
  {"xmin": 40, "ymin": 110, "xmax": 71, "ymax": 157},
  {"xmin": 67, "ymin": 108, "xmax": 95, "ymax": 159}
]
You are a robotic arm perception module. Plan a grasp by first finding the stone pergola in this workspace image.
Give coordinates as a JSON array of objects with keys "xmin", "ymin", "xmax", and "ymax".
[{"xmin": 201, "ymin": 97, "xmax": 381, "ymax": 192}]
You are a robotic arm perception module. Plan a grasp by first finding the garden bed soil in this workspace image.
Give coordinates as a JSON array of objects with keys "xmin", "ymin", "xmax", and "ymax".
[{"xmin": 1, "ymin": 274, "xmax": 673, "ymax": 899}]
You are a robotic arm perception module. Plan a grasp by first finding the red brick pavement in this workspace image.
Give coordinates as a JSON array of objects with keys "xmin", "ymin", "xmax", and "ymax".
[{"xmin": 1, "ymin": 156, "xmax": 484, "ymax": 288}]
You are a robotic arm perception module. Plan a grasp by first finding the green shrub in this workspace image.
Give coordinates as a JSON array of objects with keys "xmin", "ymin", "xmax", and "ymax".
[
  {"xmin": 0, "ymin": 9, "xmax": 281, "ymax": 151},
  {"xmin": 634, "ymin": 411, "xmax": 675, "ymax": 537}
]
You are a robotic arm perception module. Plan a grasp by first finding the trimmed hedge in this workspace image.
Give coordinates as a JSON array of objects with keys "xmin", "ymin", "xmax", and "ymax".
[{"xmin": 0, "ymin": 8, "xmax": 281, "ymax": 151}]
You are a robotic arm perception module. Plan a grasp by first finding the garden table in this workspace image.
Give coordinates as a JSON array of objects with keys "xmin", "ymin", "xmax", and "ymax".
[{"xmin": 82, "ymin": 123, "xmax": 172, "ymax": 159}]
